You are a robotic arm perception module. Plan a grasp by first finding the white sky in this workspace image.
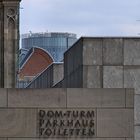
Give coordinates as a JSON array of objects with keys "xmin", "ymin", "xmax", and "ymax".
[{"xmin": 20, "ymin": 0, "xmax": 140, "ymax": 37}]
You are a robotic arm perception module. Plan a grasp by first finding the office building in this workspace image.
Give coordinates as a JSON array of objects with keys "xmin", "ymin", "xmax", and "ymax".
[{"xmin": 21, "ymin": 32, "xmax": 77, "ymax": 62}]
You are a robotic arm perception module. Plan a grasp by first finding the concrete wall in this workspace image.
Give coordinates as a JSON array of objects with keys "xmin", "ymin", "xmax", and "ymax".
[
  {"xmin": 27, "ymin": 63, "xmax": 63, "ymax": 88},
  {"xmin": 0, "ymin": 88, "xmax": 134, "ymax": 140},
  {"xmin": 26, "ymin": 37, "xmax": 140, "ymax": 139},
  {"xmin": 62, "ymin": 37, "xmax": 140, "ymax": 140},
  {"xmin": 63, "ymin": 37, "xmax": 140, "ymax": 88}
]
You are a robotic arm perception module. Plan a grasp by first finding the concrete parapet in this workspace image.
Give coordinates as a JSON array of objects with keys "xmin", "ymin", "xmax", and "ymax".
[
  {"xmin": 97, "ymin": 109, "xmax": 133, "ymax": 137},
  {"xmin": 0, "ymin": 89, "xmax": 7, "ymax": 107},
  {"xmin": 8, "ymin": 88, "xmax": 66, "ymax": 108},
  {"xmin": 0, "ymin": 109, "xmax": 36, "ymax": 137},
  {"xmin": 0, "ymin": 88, "xmax": 134, "ymax": 139},
  {"xmin": 67, "ymin": 88, "xmax": 126, "ymax": 108}
]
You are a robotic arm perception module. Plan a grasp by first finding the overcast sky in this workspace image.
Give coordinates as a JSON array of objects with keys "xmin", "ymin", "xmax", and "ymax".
[{"xmin": 20, "ymin": 0, "xmax": 140, "ymax": 37}]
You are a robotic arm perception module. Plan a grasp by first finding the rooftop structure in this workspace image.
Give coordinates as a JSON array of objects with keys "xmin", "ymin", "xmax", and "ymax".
[{"xmin": 18, "ymin": 47, "xmax": 53, "ymax": 88}]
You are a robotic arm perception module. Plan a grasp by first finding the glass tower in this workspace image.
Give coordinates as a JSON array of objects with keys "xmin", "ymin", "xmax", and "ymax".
[{"xmin": 21, "ymin": 32, "xmax": 77, "ymax": 62}]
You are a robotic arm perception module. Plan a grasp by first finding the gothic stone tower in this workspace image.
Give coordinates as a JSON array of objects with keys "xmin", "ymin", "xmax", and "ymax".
[{"xmin": 0, "ymin": 0, "xmax": 21, "ymax": 88}]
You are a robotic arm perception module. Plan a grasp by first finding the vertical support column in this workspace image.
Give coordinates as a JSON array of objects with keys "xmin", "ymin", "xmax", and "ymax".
[
  {"xmin": 0, "ymin": 1, "xmax": 4, "ymax": 87},
  {"xmin": 2, "ymin": 0, "xmax": 20, "ymax": 88}
]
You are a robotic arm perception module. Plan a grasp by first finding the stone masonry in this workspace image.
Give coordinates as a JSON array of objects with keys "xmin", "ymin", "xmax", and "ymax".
[
  {"xmin": 0, "ymin": 0, "xmax": 21, "ymax": 88},
  {"xmin": 0, "ymin": 88, "xmax": 134, "ymax": 140},
  {"xmin": 62, "ymin": 37, "xmax": 140, "ymax": 140},
  {"xmin": 0, "ymin": 0, "xmax": 137, "ymax": 139},
  {"xmin": 28, "ymin": 37, "xmax": 140, "ymax": 140}
]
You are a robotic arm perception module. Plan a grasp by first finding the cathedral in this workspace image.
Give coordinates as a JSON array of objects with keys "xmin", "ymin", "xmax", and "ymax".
[{"xmin": 0, "ymin": 0, "xmax": 21, "ymax": 88}]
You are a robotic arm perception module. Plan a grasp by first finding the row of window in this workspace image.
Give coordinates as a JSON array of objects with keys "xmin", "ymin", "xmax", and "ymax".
[
  {"xmin": 21, "ymin": 36, "xmax": 77, "ymax": 62},
  {"xmin": 22, "ymin": 37, "xmax": 76, "ymax": 48}
]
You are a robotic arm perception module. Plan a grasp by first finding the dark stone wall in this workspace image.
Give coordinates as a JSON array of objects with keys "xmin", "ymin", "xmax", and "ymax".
[{"xmin": 0, "ymin": 0, "xmax": 21, "ymax": 88}]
